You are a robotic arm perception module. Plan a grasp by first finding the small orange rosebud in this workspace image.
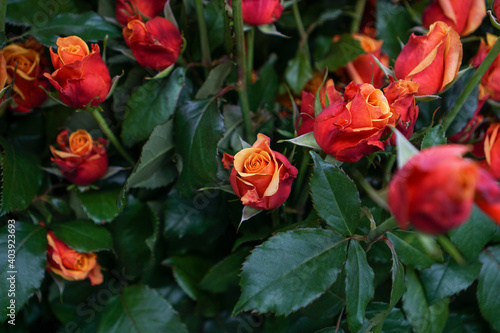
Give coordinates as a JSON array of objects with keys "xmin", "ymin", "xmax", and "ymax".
[
  {"xmin": 223, "ymin": 134, "xmax": 298, "ymax": 210},
  {"xmin": 46, "ymin": 230, "xmax": 103, "ymax": 285},
  {"xmin": 50, "ymin": 129, "xmax": 108, "ymax": 186}
]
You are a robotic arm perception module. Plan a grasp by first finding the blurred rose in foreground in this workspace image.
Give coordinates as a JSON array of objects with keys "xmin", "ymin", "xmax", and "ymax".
[
  {"xmin": 314, "ymin": 82, "xmax": 395, "ymax": 162},
  {"xmin": 222, "ymin": 134, "xmax": 298, "ymax": 210},
  {"xmin": 115, "ymin": 0, "xmax": 167, "ymax": 26},
  {"xmin": 45, "ymin": 36, "xmax": 111, "ymax": 109},
  {"xmin": 422, "ymin": 0, "xmax": 485, "ymax": 36},
  {"xmin": 388, "ymin": 145, "xmax": 500, "ymax": 234},
  {"xmin": 123, "ymin": 16, "xmax": 182, "ymax": 71},
  {"xmin": 47, "ymin": 230, "xmax": 103, "ymax": 285},
  {"xmin": 50, "ymin": 129, "xmax": 108, "ymax": 186},
  {"xmin": 1, "ymin": 38, "xmax": 49, "ymax": 113},
  {"xmin": 395, "ymin": 21, "xmax": 462, "ymax": 96}
]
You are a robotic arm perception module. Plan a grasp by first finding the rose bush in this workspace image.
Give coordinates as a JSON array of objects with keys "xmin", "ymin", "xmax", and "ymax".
[{"xmin": 3, "ymin": 0, "xmax": 500, "ymax": 332}]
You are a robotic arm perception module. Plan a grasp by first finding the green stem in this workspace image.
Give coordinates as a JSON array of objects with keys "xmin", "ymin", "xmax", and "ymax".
[
  {"xmin": 366, "ymin": 217, "xmax": 398, "ymax": 243},
  {"xmin": 292, "ymin": 2, "xmax": 310, "ymax": 63},
  {"xmin": 442, "ymin": 37, "xmax": 500, "ymax": 131},
  {"xmin": 194, "ymin": 0, "xmax": 211, "ymax": 67},
  {"xmin": 89, "ymin": 108, "xmax": 135, "ymax": 166},
  {"xmin": 232, "ymin": 0, "xmax": 254, "ymax": 141},
  {"xmin": 246, "ymin": 27, "xmax": 255, "ymax": 85},
  {"xmin": 350, "ymin": 0, "xmax": 367, "ymax": 33},
  {"xmin": 437, "ymin": 235, "xmax": 465, "ymax": 265}
]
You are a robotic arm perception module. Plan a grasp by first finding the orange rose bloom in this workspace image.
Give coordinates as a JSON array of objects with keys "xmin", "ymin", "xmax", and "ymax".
[
  {"xmin": 484, "ymin": 123, "xmax": 500, "ymax": 180},
  {"xmin": 388, "ymin": 145, "xmax": 500, "ymax": 234},
  {"xmin": 222, "ymin": 134, "xmax": 298, "ymax": 210},
  {"xmin": 1, "ymin": 38, "xmax": 49, "ymax": 112},
  {"xmin": 471, "ymin": 34, "xmax": 500, "ymax": 101},
  {"xmin": 422, "ymin": 0, "xmax": 486, "ymax": 36},
  {"xmin": 394, "ymin": 21, "xmax": 462, "ymax": 96},
  {"xmin": 314, "ymin": 82, "xmax": 395, "ymax": 162},
  {"xmin": 44, "ymin": 36, "xmax": 111, "ymax": 109},
  {"xmin": 296, "ymin": 79, "xmax": 343, "ymax": 136},
  {"xmin": 50, "ymin": 129, "xmax": 108, "ymax": 186},
  {"xmin": 347, "ymin": 34, "xmax": 389, "ymax": 89},
  {"xmin": 46, "ymin": 230, "xmax": 103, "ymax": 285}
]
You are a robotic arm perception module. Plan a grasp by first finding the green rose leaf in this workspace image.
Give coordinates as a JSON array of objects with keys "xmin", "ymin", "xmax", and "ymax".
[
  {"xmin": 175, "ymin": 98, "xmax": 225, "ymax": 197},
  {"xmin": 477, "ymin": 246, "xmax": 500, "ymax": 332},
  {"xmin": 50, "ymin": 220, "xmax": 112, "ymax": 252},
  {"xmin": 97, "ymin": 285, "xmax": 188, "ymax": 333},
  {"xmin": 402, "ymin": 269, "xmax": 449, "ymax": 333},
  {"xmin": 0, "ymin": 137, "xmax": 42, "ymax": 215},
  {"xmin": 28, "ymin": 12, "xmax": 120, "ymax": 46},
  {"xmin": 310, "ymin": 151, "xmax": 361, "ymax": 235},
  {"xmin": 75, "ymin": 187, "xmax": 121, "ymax": 223},
  {"xmin": 122, "ymin": 68, "xmax": 186, "ymax": 146},
  {"xmin": 233, "ymin": 228, "xmax": 348, "ymax": 316},
  {"xmin": 345, "ymin": 241, "xmax": 375, "ymax": 332}
]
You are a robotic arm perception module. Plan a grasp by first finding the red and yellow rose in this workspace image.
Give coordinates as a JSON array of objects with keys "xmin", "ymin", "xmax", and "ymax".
[
  {"xmin": 50, "ymin": 129, "xmax": 108, "ymax": 186},
  {"xmin": 44, "ymin": 36, "xmax": 111, "ymax": 109},
  {"xmin": 222, "ymin": 134, "xmax": 298, "ymax": 210}
]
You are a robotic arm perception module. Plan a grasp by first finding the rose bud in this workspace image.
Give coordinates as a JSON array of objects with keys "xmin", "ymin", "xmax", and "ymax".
[
  {"xmin": 44, "ymin": 36, "xmax": 111, "ymax": 109},
  {"xmin": 422, "ymin": 0, "xmax": 486, "ymax": 36},
  {"xmin": 222, "ymin": 133, "xmax": 298, "ymax": 210},
  {"xmin": 115, "ymin": 0, "xmax": 167, "ymax": 26},
  {"xmin": 50, "ymin": 129, "xmax": 108, "ymax": 186},
  {"xmin": 388, "ymin": 145, "xmax": 500, "ymax": 234},
  {"xmin": 470, "ymin": 33, "xmax": 500, "ymax": 101},
  {"xmin": 296, "ymin": 79, "xmax": 343, "ymax": 136},
  {"xmin": 383, "ymin": 79, "xmax": 419, "ymax": 145},
  {"xmin": 314, "ymin": 82, "xmax": 395, "ymax": 163},
  {"xmin": 230, "ymin": 0, "xmax": 284, "ymax": 26},
  {"xmin": 123, "ymin": 16, "xmax": 183, "ymax": 71},
  {"xmin": 46, "ymin": 230, "xmax": 103, "ymax": 285},
  {"xmin": 1, "ymin": 38, "xmax": 50, "ymax": 112},
  {"xmin": 484, "ymin": 123, "xmax": 500, "ymax": 180},
  {"xmin": 347, "ymin": 34, "xmax": 389, "ymax": 89},
  {"xmin": 394, "ymin": 21, "xmax": 462, "ymax": 96}
]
